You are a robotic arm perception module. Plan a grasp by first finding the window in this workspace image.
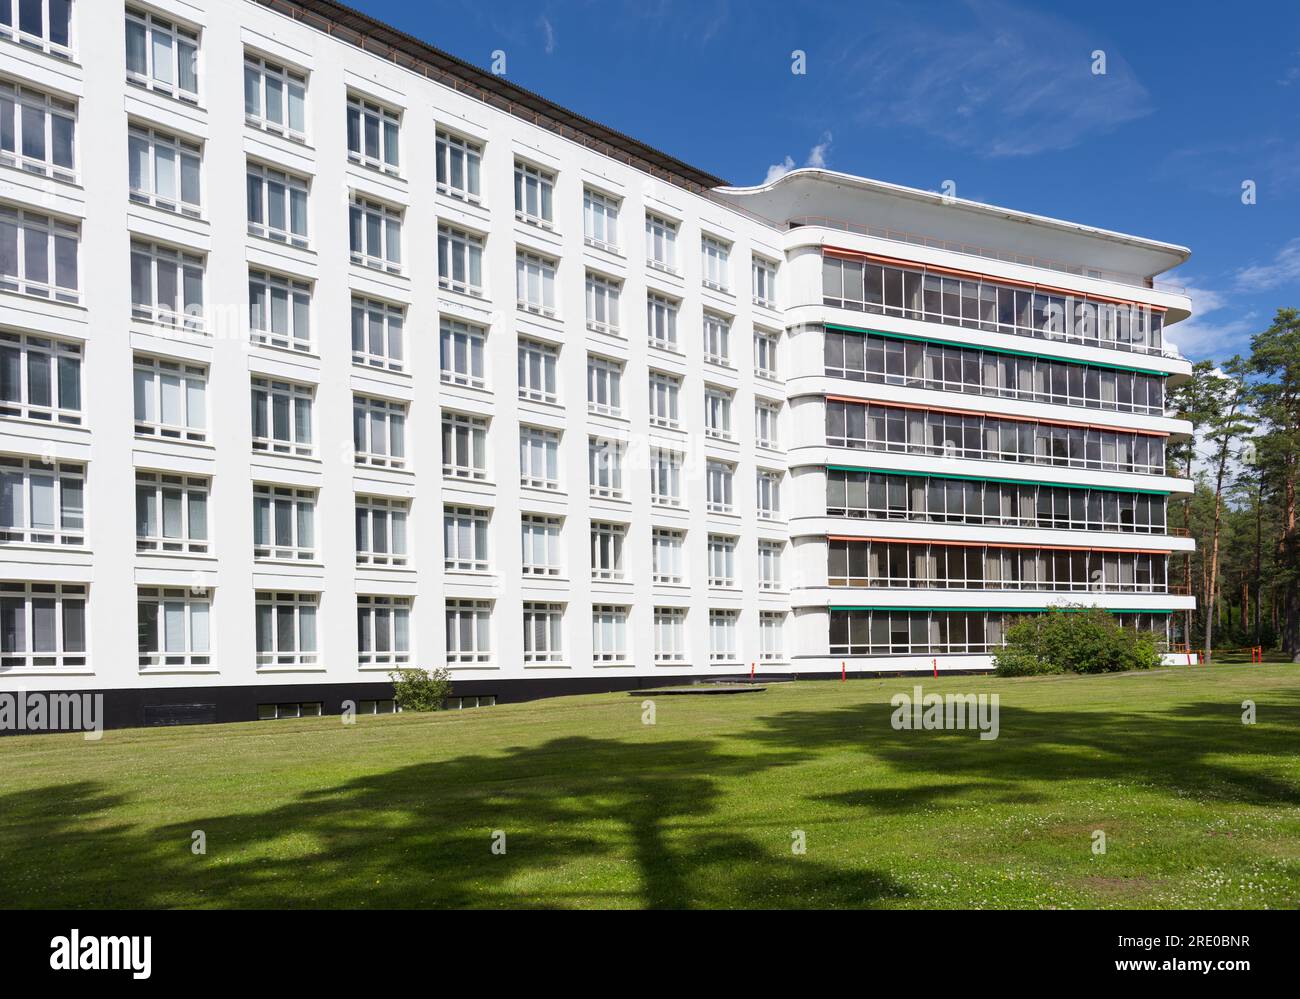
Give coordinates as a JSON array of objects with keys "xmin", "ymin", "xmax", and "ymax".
[
  {"xmin": 126, "ymin": 7, "xmax": 196, "ymax": 99},
  {"xmin": 137, "ymin": 586, "xmax": 210, "ymax": 670},
  {"xmin": 650, "ymin": 448, "xmax": 683, "ymax": 507},
  {"xmin": 3, "ymin": 0, "xmax": 72, "ymax": 58},
  {"xmin": 759, "ymin": 611, "xmax": 785, "ymax": 661},
  {"xmin": 522, "ymin": 601, "xmax": 563, "ymax": 663},
  {"xmin": 0, "ymin": 205, "xmax": 78, "ymax": 302},
  {"xmin": 588, "ymin": 437, "xmax": 624, "ymax": 499},
  {"xmin": 2, "ymin": 331, "xmax": 81, "ymax": 425},
  {"xmin": 352, "ymin": 297, "xmax": 404, "ymax": 371},
  {"xmin": 592, "ymin": 605, "xmax": 628, "ymax": 663},
  {"xmin": 754, "ymin": 329, "xmax": 779, "ymax": 379},
  {"xmin": 438, "ymin": 224, "xmax": 484, "ymax": 295},
  {"xmin": 703, "ymin": 312, "xmax": 731, "ymax": 366},
  {"xmin": 247, "ymin": 164, "xmax": 309, "ymax": 248},
  {"xmin": 755, "ymin": 400, "xmax": 780, "ymax": 449},
  {"xmin": 516, "ymin": 250, "xmax": 557, "ymax": 316},
  {"xmin": 648, "ymin": 372, "xmax": 680, "ymax": 429},
  {"xmin": 587, "ymin": 355, "xmax": 622, "ymax": 417},
  {"xmin": 436, "ymin": 130, "xmax": 481, "ymax": 202},
  {"xmin": 585, "ymin": 271, "xmax": 621, "ymax": 334},
  {"xmin": 253, "ymin": 484, "xmax": 315, "ymax": 561},
  {"xmin": 704, "ymin": 387, "xmax": 733, "ymax": 440},
  {"xmin": 591, "ymin": 521, "xmax": 625, "ymax": 580},
  {"xmin": 645, "ymin": 213, "xmax": 677, "ymax": 272},
  {"xmin": 244, "ymin": 54, "xmax": 306, "ymax": 140},
  {"xmin": 353, "ymin": 395, "xmax": 407, "ymax": 470},
  {"xmin": 357, "ymin": 595, "xmax": 410, "ymax": 667},
  {"xmin": 652, "ymin": 528, "xmax": 684, "ymax": 584},
  {"xmin": 647, "ymin": 293, "xmax": 678, "ymax": 350},
  {"xmin": 349, "ymin": 196, "xmax": 401, "ymax": 273},
  {"xmin": 514, "ymin": 161, "xmax": 554, "ymax": 227},
  {"xmin": 357, "ymin": 496, "xmax": 409, "ymax": 567},
  {"xmin": 439, "ymin": 318, "xmax": 485, "ymax": 388},
  {"xmin": 706, "ymin": 460, "xmax": 734, "ymax": 514},
  {"xmin": 752, "ymin": 256, "xmax": 778, "ymax": 307},
  {"xmin": 250, "ymin": 377, "xmax": 313, "ymax": 457},
  {"xmin": 127, "ymin": 124, "xmax": 198, "ymax": 215},
  {"xmin": 347, "ymin": 94, "xmax": 400, "ymax": 174},
  {"xmin": 1, "ymin": 81, "xmax": 75, "ymax": 181},
  {"xmin": 654, "ymin": 607, "xmax": 686, "ymax": 663},
  {"xmin": 701, "ymin": 236, "xmax": 730, "ymax": 291},
  {"xmin": 249, "ymin": 270, "xmax": 311, "ymax": 352},
  {"xmin": 710, "ymin": 610, "xmax": 738, "ymax": 662},
  {"xmin": 135, "ymin": 470, "xmax": 207, "ymax": 555},
  {"xmin": 443, "ymin": 505, "xmax": 487, "ymax": 572},
  {"xmin": 521, "ymin": 514, "xmax": 561, "ymax": 576},
  {"xmin": 519, "ymin": 426, "xmax": 560, "ymax": 490},
  {"xmin": 130, "ymin": 240, "xmax": 202, "ymax": 331},
  {"xmin": 757, "ymin": 469, "xmax": 782, "ymax": 519},
  {"xmin": 707, "ymin": 534, "xmax": 736, "ymax": 587},
  {"xmin": 446, "ymin": 599, "xmax": 491, "ymax": 664},
  {"xmin": 518, "ymin": 337, "xmax": 558, "ymax": 404},
  {"xmin": 255, "ymin": 591, "xmax": 317, "ymax": 668},
  {"xmin": 442, "ymin": 411, "xmax": 487, "ymax": 480},
  {"xmin": 133, "ymin": 355, "xmax": 204, "ymax": 441},
  {"xmin": 583, "ymin": 188, "xmax": 619, "ymax": 251},
  {"xmin": 0, "ymin": 581, "xmax": 85, "ymax": 671},
  {"xmin": 0, "ymin": 455, "xmax": 82, "ymax": 546},
  {"xmin": 758, "ymin": 540, "xmax": 783, "ymax": 591}
]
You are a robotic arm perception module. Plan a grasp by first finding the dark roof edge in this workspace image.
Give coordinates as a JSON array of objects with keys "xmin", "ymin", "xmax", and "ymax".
[{"xmin": 251, "ymin": 0, "xmax": 731, "ymax": 193}]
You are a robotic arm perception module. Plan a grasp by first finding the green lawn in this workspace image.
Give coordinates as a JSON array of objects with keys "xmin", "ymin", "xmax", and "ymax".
[{"xmin": 2, "ymin": 664, "xmax": 1299, "ymax": 909}]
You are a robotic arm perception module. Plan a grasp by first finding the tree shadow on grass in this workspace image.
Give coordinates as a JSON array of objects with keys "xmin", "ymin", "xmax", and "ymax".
[{"xmin": 0, "ymin": 735, "xmax": 910, "ymax": 910}]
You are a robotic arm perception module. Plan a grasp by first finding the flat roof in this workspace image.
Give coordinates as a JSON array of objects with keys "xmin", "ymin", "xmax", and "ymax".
[{"xmin": 252, "ymin": 0, "xmax": 731, "ymax": 192}]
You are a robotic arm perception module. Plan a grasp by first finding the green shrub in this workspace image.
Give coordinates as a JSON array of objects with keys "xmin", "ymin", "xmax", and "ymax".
[
  {"xmin": 389, "ymin": 667, "xmax": 452, "ymax": 711},
  {"xmin": 993, "ymin": 607, "xmax": 1162, "ymax": 677}
]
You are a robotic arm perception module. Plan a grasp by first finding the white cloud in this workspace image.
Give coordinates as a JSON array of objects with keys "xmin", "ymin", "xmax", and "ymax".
[
  {"xmin": 538, "ymin": 15, "xmax": 556, "ymax": 55},
  {"xmin": 1233, "ymin": 237, "xmax": 1300, "ymax": 292},
  {"xmin": 763, "ymin": 132, "xmax": 833, "ymax": 184},
  {"xmin": 1162, "ymin": 283, "xmax": 1256, "ymax": 362}
]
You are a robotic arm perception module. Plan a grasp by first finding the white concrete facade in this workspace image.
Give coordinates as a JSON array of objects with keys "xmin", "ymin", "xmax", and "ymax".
[{"xmin": 0, "ymin": 0, "xmax": 1195, "ymax": 720}]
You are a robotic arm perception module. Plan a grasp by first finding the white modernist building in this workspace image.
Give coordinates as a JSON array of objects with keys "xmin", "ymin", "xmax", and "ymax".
[{"xmin": 0, "ymin": 0, "xmax": 1195, "ymax": 727}]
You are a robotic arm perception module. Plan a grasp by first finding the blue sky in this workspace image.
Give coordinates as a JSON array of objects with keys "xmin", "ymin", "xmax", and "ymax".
[{"xmin": 355, "ymin": 0, "xmax": 1300, "ymax": 364}]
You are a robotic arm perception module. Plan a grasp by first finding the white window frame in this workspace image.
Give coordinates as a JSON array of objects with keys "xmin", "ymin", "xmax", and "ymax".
[
  {"xmin": 758, "ymin": 540, "xmax": 784, "ymax": 591},
  {"xmin": 130, "ymin": 239, "xmax": 203, "ymax": 332},
  {"xmin": 703, "ymin": 311, "xmax": 731, "ymax": 366},
  {"xmin": 646, "ymin": 293, "xmax": 678, "ymax": 351},
  {"xmin": 592, "ymin": 604, "xmax": 629, "ymax": 664},
  {"xmin": 521, "ymin": 513, "xmax": 562, "ymax": 577},
  {"xmin": 253, "ymin": 483, "xmax": 315, "ymax": 562},
  {"xmin": 126, "ymin": 6, "xmax": 197, "ymax": 101},
  {"xmin": 137, "ymin": 586, "xmax": 210, "ymax": 670},
  {"xmin": 583, "ymin": 188, "xmax": 619, "ymax": 251},
  {"xmin": 585, "ymin": 271, "xmax": 621, "ymax": 334},
  {"xmin": 443, "ymin": 504, "xmax": 488, "ymax": 573},
  {"xmin": 133, "ymin": 354, "xmax": 204, "ymax": 442},
  {"xmin": 707, "ymin": 534, "xmax": 737, "ymax": 588},
  {"xmin": 755, "ymin": 400, "xmax": 780, "ymax": 449},
  {"xmin": 652, "ymin": 528, "xmax": 684, "ymax": 584},
  {"xmin": 709, "ymin": 609, "xmax": 739, "ymax": 663},
  {"xmin": 446, "ymin": 598, "xmax": 491, "ymax": 664},
  {"xmin": 518, "ymin": 337, "xmax": 559, "ymax": 404},
  {"xmin": 249, "ymin": 270, "xmax": 311, "ymax": 353},
  {"xmin": 760, "ymin": 610, "xmax": 786, "ymax": 661},
  {"xmin": 251, "ymin": 376, "xmax": 313, "ymax": 457},
  {"xmin": 254, "ymin": 591, "xmax": 318, "ymax": 669},
  {"xmin": 3, "ymin": 0, "xmax": 73, "ymax": 60},
  {"xmin": 706, "ymin": 460, "xmax": 735, "ymax": 514},
  {"xmin": 590, "ymin": 521, "xmax": 625, "ymax": 580},
  {"xmin": 514, "ymin": 160, "xmax": 555, "ymax": 228},
  {"xmin": 357, "ymin": 595, "xmax": 411, "ymax": 667},
  {"xmin": 752, "ymin": 255, "xmax": 778, "ymax": 307},
  {"xmin": 588, "ymin": 437, "xmax": 624, "ymax": 499},
  {"xmin": 347, "ymin": 93, "xmax": 400, "ymax": 175},
  {"xmin": 247, "ymin": 163, "xmax": 309, "ymax": 248},
  {"xmin": 519, "ymin": 425, "xmax": 560, "ymax": 491},
  {"xmin": 1, "ymin": 80, "xmax": 76, "ymax": 182},
  {"xmin": 754, "ymin": 329, "xmax": 779, "ymax": 379},
  {"xmin": 705, "ymin": 387, "xmax": 733, "ymax": 440},
  {"xmin": 587, "ymin": 355, "xmax": 622, "ymax": 417},
  {"xmin": 0, "ymin": 454, "xmax": 83, "ymax": 547},
  {"xmin": 438, "ymin": 223, "xmax": 484, "ymax": 295},
  {"xmin": 442, "ymin": 411, "xmax": 488, "ymax": 481},
  {"xmin": 351, "ymin": 296, "xmax": 404, "ymax": 371},
  {"xmin": 1, "ymin": 204, "xmax": 78, "ymax": 303},
  {"xmin": 645, "ymin": 213, "xmax": 678, "ymax": 273},
  {"xmin": 648, "ymin": 371, "xmax": 680, "ymax": 429},
  {"xmin": 2, "ymin": 331, "xmax": 82, "ymax": 425},
  {"xmin": 701, "ymin": 235, "xmax": 730, "ymax": 292},
  {"xmin": 435, "ymin": 129, "xmax": 482, "ymax": 202},
  {"xmin": 650, "ymin": 448, "xmax": 683, "ymax": 508},
  {"xmin": 349, "ymin": 195, "xmax": 401, "ymax": 273},
  {"xmin": 353, "ymin": 395, "xmax": 407, "ymax": 470},
  {"xmin": 516, "ymin": 250, "xmax": 557, "ymax": 317},
  {"xmin": 757, "ymin": 469, "xmax": 783, "ymax": 520},
  {"xmin": 439, "ymin": 317, "xmax": 485, "ymax": 388},
  {"xmin": 244, "ymin": 53, "xmax": 306, "ymax": 141},
  {"xmin": 357, "ymin": 495, "xmax": 409, "ymax": 568},
  {"xmin": 128, "ymin": 124, "xmax": 198, "ymax": 216},
  {"xmin": 522, "ymin": 601, "xmax": 564, "ymax": 664},
  {"xmin": 0, "ymin": 580, "xmax": 86, "ymax": 672},
  {"xmin": 654, "ymin": 606, "xmax": 686, "ymax": 663},
  {"xmin": 135, "ymin": 469, "xmax": 207, "ymax": 555}
]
